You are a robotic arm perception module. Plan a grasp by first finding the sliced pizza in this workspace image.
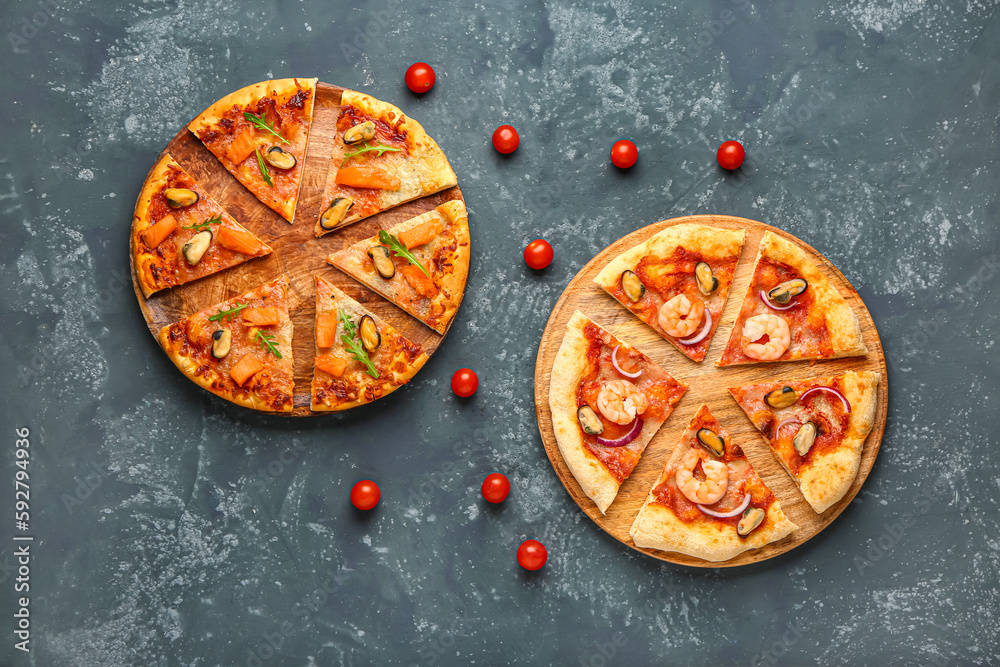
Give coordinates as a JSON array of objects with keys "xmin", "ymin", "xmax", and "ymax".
[
  {"xmin": 593, "ymin": 223, "xmax": 745, "ymax": 363},
  {"xmin": 326, "ymin": 200, "xmax": 470, "ymax": 334},
  {"xmin": 315, "ymin": 90, "xmax": 457, "ymax": 236},
  {"xmin": 630, "ymin": 404, "xmax": 797, "ymax": 562},
  {"xmin": 158, "ymin": 276, "xmax": 294, "ymax": 412},
  {"xmin": 717, "ymin": 230, "xmax": 867, "ymax": 366},
  {"xmin": 729, "ymin": 370, "xmax": 880, "ymax": 514},
  {"xmin": 188, "ymin": 78, "xmax": 317, "ymax": 223},
  {"xmin": 549, "ymin": 311, "xmax": 687, "ymax": 514},
  {"xmin": 311, "ymin": 275, "xmax": 429, "ymax": 411}
]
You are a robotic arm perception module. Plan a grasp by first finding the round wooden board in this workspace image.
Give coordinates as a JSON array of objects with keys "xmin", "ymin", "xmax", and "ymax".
[
  {"xmin": 533, "ymin": 215, "xmax": 888, "ymax": 567},
  {"xmin": 130, "ymin": 82, "xmax": 465, "ymax": 416}
]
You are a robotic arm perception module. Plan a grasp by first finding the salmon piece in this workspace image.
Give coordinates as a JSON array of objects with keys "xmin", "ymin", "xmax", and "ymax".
[
  {"xmin": 226, "ymin": 128, "xmax": 259, "ymax": 165},
  {"xmin": 216, "ymin": 225, "xmax": 264, "ymax": 255},
  {"xmin": 398, "ymin": 218, "xmax": 444, "ymax": 249},
  {"xmin": 230, "ymin": 353, "xmax": 263, "ymax": 386},
  {"xmin": 335, "ymin": 166, "xmax": 401, "ymax": 190},
  {"xmin": 142, "ymin": 214, "xmax": 178, "ymax": 249},
  {"xmin": 314, "ymin": 353, "xmax": 348, "ymax": 378},
  {"xmin": 399, "ymin": 264, "xmax": 436, "ymax": 298},
  {"xmin": 315, "ymin": 311, "xmax": 339, "ymax": 348},
  {"xmin": 242, "ymin": 307, "xmax": 280, "ymax": 326}
]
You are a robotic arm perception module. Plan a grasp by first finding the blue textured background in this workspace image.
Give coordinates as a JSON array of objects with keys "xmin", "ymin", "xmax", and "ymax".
[{"xmin": 0, "ymin": 0, "xmax": 997, "ymax": 665}]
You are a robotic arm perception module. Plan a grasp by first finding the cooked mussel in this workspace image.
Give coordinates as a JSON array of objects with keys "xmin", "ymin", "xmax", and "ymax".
[
  {"xmin": 319, "ymin": 197, "xmax": 354, "ymax": 231},
  {"xmin": 359, "ymin": 315, "xmax": 381, "ymax": 352},
  {"xmin": 621, "ymin": 270, "xmax": 645, "ymax": 302},
  {"xmin": 165, "ymin": 188, "xmax": 199, "ymax": 208},
  {"xmin": 264, "ymin": 146, "xmax": 296, "ymax": 170},
  {"xmin": 764, "ymin": 386, "xmax": 798, "ymax": 409},
  {"xmin": 577, "ymin": 406, "xmax": 604, "ymax": 435},
  {"xmin": 737, "ymin": 507, "xmax": 765, "ymax": 537},
  {"xmin": 767, "ymin": 278, "xmax": 808, "ymax": 304},
  {"xmin": 695, "ymin": 262, "xmax": 718, "ymax": 296},
  {"xmin": 211, "ymin": 329, "xmax": 232, "ymax": 359},
  {"xmin": 793, "ymin": 422, "xmax": 818, "ymax": 456},
  {"xmin": 367, "ymin": 245, "xmax": 395, "ymax": 279},
  {"xmin": 343, "ymin": 120, "xmax": 377, "ymax": 145},
  {"xmin": 696, "ymin": 427, "xmax": 725, "ymax": 456},
  {"xmin": 182, "ymin": 230, "xmax": 212, "ymax": 265}
]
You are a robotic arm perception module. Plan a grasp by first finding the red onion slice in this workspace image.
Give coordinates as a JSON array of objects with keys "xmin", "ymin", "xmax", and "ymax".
[
  {"xmin": 774, "ymin": 418, "xmax": 803, "ymax": 438},
  {"xmin": 678, "ymin": 309, "xmax": 713, "ymax": 345},
  {"xmin": 800, "ymin": 386, "xmax": 852, "ymax": 413},
  {"xmin": 698, "ymin": 493, "xmax": 751, "ymax": 518},
  {"xmin": 759, "ymin": 290, "xmax": 797, "ymax": 311},
  {"xmin": 611, "ymin": 345, "xmax": 642, "ymax": 379},
  {"xmin": 596, "ymin": 418, "xmax": 643, "ymax": 448}
]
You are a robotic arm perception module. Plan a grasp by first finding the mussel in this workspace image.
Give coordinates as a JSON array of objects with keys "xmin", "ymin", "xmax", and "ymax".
[
  {"xmin": 165, "ymin": 188, "xmax": 199, "ymax": 208},
  {"xmin": 696, "ymin": 427, "xmax": 725, "ymax": 457},
  {"xmin": 182, "ymin": 230, "xmax": 212, "ymax": 265},
  {"xmin": 767, "ymin": 278, "xmax": 808, "ymax": 304},
  {"xmin": 793, "ymin": 422, "xmax": 818, "ymax": 456},
  {"xmin": 621, "ymin": 270, "xmax": 645, "ymax": 302},
  {"xmin": 264, "ymin": 146, "xmax": 296, "ymax": 170},
  {"xmin": 764, "ymin": 386, "xmax": 798, "ymax": 409},
  {"xmin": 359, "ymin": 315, "xmax": 381, "ymax": 352},
  {"xmin": 211, "ymin": 329, "xmax": 232, "ymax": 359},
  {"xmin": 737, "ymin": 507, "xmax": 765, "ymax": 537},
  {"xmin": 695, "ymin": 262, "xmax": 719, "ymax": 296},
  {"xmin": 367, "ymin": 245, "xmax": 395, "ymax": 279},
  {"xmin": 343, "ymin": 120, "xmax": 377, "ymax": 145},
  {"xmin": 319, "ymin": 197, "xmax": 354, "ymax": 231},
  {"xmin": 577, "ymin": 406, "xmax": 604, "ymax": 435}
]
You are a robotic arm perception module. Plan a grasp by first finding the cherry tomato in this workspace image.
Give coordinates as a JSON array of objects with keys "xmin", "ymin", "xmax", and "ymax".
[
  {"xmin": 350, "ymin": 480, "xmax": 381, "ymax": 510},
  {"xmin": 717, "ymin": 140, "xmax": 745, "ymax": 170},
  {"xmin": 404, "ymin": 62, "xmax": 435, "ymax": 93},
  {"xmin": 523, "ymin": 239, "xmax": 553, "ymax": 270},
  {"xmin": 517, "ymin": 539, "xmax": 548, "ymax": 571},
  {"xmin": 492, "ymin": 125, "xmax": 520, "ymax": 154},
  {"xmin": 481, "ymin": 473, "xmax": 510, "ymax": 504},
  {"xmin": 610, "ymin": 139, "xmax": 638, "ymax": 168},
  {"xmin": 451, "ymin": 368, "xmax": 479, "ymax": 397}
]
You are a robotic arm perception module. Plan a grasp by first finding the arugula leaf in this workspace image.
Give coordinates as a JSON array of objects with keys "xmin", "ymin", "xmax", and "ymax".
[
  {"xmin": 242, "ymin": 111, "xmax": 289, "ymax": 144},
  {"xmin": 338, "ymin": 309, "xmax": 378, "ymax": 378},
  {"xmin": 255, "ymin": 329, "xmax": 283, "ymax": 359},
  {"xmin": 340, "ymin": 141, "xmax": 403, "ymax": 168},
  {"xmin": 208, "ymin": 302, "xmax": 248, "ymax": 322},
  {"xmin": 182, "ymin": 214, "xmax": 223, "ymax": 232},
  {"xmin": 378, "ymin": 230, "xmax": 430, "ymax": 277},
  {"xmin": 255, "ymin": 148, "xmax": 274, "ymax": 187}
]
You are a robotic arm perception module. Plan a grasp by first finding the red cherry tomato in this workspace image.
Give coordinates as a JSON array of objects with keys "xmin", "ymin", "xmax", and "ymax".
[
  {"xmin": 717, "ymin": 140, "xmax": 745, "ymax": 170},
  {"xmin": 523, "ymin": 239, "xmax": 553, "ymax": 270},
  {"xmin": 610, "ymin": 139, "xmax": 638, "ymax": 168},
  {"xmin": 451, "ymin": 368, "xmax": 479, "ymax": 397},
  {"xmin": 481, "ymin": 473, "xmax": 510, "ymax": 504},
  {"xmin": 350, "ymin": 480, "xmax": 380, "ymax": 510},
  {"xmin": 404, "ymin": 62, "xmax": 435, "ymax": 93},
  {"xmin": 492, "ymin": 125, "xmax": 520, "ymax": 154},
  {"xmin": 517, "ymin": 539, "xmax": 547, "ymax": 570}
]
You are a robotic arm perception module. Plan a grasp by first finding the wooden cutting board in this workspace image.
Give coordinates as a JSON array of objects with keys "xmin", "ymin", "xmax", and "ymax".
[
  {"xmin": 533, "ymin": 215, "xmax": 888, "ymax": 567},
  {"xmin": 130, "ymin": 82, "xmax": 465, "ymax": 416}
]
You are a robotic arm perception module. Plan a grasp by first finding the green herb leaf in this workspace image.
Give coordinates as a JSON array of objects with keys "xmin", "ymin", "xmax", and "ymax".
[
  {"xmin": 242, "ymin": 111, "xmax": 289, "ymax": 144},
  {"xmin": 182, "ymin": 213, "xmax": 223, "ymax": 232},
  {"xmin": 255, "ymin": 329, "xmax": 283, "ymax": 359},
  {"xmin": 340, "ymin": 141, "xmax": 403, "ymax": 168},
  {"xmin": 378, "ymin": 230, "xmax": 430, "ymax": 277},
  {"xmin": 338, "ymin": 309, "xmax": 378, "ymax": 378},
  {"xmin": 208, "ymin": 302, "xmax": 248, "ymax": 322},
  {"xmin": 255, "ymin": 148, "xmax": 274, "ymax": 187}
]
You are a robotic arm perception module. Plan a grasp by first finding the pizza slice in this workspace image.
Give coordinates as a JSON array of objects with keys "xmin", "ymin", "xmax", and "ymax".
[
  {"xmin": 630, "ymin": 405, "xmax": 797, "ymax": 562},
  {"xmin": 311, "ymin": 275, "xmax": 429, "ymax": 411},
  {"xmin": 593, "ymin": 223, "xmax": 745, "ymax": 363},
  {"xmin": 717, "ymin": 230, "xmax": 867, "ymax": 366},
  {"xmin": 131, "ymin": 155, "xmax": 273, "ymax": 298},
  {"xmin": 314, "ymin": 90, "xmax": 457, "ymax": 236},
  {"xmin": 326, "ymin": 200, "xmax": 470, "ymax": 334},
  {"xmin": 729, "ymin": 370, "xmax": 880, "ymax": 513},
  {"xmin": 158, "ymin": 276, "xmax": 294, "ymax": 412},
  {"xmin": 188, "ymin": 78, "xmax": 317, "ymax": 223},
  {"xmin": 549, "ymin": 311, "xmax": 687, "ymax": 514}
]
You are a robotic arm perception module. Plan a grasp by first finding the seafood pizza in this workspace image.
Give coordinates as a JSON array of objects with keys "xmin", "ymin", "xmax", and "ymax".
[
  {"xmin": 593, "ymin": 223, "xmax": 746, "ymax": 363},
  {"xmin": 630, "ymin": 405, "xmax": 797, "ymax": 562},
  {"xmin": 718, "ymin": 231, "xmax": 867, "ymax": 366},
  {"xmin": 549, "ymin": 311, "xmax": 687, "ymax": 514},
  {"xmin": 729, "ymin": 370, "xmax": 880, "ymax": 513}
]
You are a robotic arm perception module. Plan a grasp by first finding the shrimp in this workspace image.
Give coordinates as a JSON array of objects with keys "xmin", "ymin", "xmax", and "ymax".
[
  {"xmin": 657, "ymin": 294, "xmax": 705, "ymax": 338},
  {"xmin": 596, "ymin": 379, "xmax": 649, "ymax": 425},
  {"xmin": 741, "ymin": 314, "xmax": 791, "ymax": 361},
  {"xmin": 675, "ymin": 449, "xmax": 729, "ymax": 505}
]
